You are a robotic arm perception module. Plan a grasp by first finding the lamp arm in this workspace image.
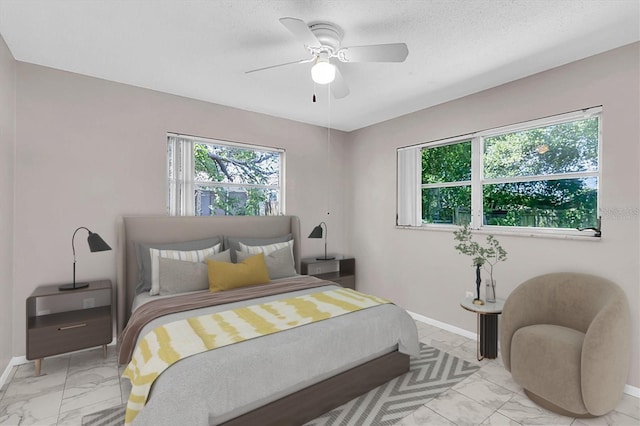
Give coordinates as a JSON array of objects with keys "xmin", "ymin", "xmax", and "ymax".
[
  {"xmin": 72, "ymin": 227, "xmax": 90, "ymax": 287},
  {"xmin": 72, "ymin": 226, "xmax": 90, "ymax": 259},
  {"xmin": 321, "ymin": 222, "xmax": 328, "ymax": 259}
]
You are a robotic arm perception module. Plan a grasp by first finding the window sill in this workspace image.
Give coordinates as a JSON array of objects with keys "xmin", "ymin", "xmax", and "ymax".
[{"xmin": 395, "ymin": 224, "xmax": 601, "ymax": 242}]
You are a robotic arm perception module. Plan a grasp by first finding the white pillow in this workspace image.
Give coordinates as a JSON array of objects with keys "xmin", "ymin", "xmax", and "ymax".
[
  {"xmin": 149, "ymin": 243, "xmax": 221, "ymax": 295},
  {"xmin": 239, "ymin": 240, "xmax": 293, "ymax": 256}
]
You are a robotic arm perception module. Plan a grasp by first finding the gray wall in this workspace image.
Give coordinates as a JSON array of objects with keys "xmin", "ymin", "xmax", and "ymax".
[
  {"xmin": 0, "ymin": 34, "xmax": 15, "ymax": 376},
  {"xmin": 346, "ymin": 42, "xmax": 640, "ymax": 388},
  {"xmin": 12, "ymin": 62, "xmax": 350, "ymax": 355}
]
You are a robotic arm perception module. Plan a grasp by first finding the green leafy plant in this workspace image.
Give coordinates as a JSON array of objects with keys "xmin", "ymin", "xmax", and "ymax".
[{"xmin": 453, "ymin": 223, "xmax": 507, "ymax": 282}]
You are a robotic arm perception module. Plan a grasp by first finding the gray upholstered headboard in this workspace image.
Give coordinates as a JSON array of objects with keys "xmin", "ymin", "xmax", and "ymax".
[{"xmin": 116, "ymin": 215, "xmax": 301, "ymax": 335}]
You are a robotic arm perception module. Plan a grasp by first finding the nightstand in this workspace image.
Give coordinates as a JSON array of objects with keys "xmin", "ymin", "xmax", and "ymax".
[
  {"xmin": 26, "ymin": 279, "xmax": 112, "ymax": 376},
  {"xmin": 301, "ymin": 256, "xmax": 355, "ymax": 289}
]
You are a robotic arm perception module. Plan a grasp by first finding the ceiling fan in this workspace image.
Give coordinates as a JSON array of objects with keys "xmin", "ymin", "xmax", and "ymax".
[{"xmin": 246, "ymin": 17, "xmax": 409, "ymax": 99}]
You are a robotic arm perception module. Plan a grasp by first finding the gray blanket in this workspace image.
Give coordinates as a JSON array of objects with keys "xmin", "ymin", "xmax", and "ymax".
[{"xmin": 127, "ymin": 284, "xmax": 419, "ymax": 425}]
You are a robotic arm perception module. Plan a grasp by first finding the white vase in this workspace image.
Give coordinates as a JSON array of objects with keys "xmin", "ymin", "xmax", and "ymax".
[{"xmin": 486, "ymin": 279, "xmax": 496, "ymax": 303}]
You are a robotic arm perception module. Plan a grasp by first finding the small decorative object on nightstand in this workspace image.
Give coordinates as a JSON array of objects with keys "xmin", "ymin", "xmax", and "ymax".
[
  {"xmin": 26, "ymin": 280, "xmax": 113, "ymax": 376},
  {"xmin": 301, "ymin": 256, "xmax": 355, "ymax": 289}
]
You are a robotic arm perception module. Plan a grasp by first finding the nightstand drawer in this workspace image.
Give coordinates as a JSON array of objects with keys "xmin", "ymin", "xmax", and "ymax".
[{"xmin": 27, "ymin": 308, "xmax": 111, "ymax": 359}]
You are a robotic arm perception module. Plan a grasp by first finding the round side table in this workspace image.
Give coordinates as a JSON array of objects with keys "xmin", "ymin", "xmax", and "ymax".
[{"xmin": 460, "ymin": 297, "xmax": 505, "ymax": 361}]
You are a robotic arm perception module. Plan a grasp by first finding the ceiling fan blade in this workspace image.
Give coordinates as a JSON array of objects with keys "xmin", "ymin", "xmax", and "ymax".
[
  {"xmin": 337, "ymin": 43, "xmax": 409, "ymax": 63},
  {"xmin": 245, "ymin": 57, "xmax": 314, "ymax": 74},
  {"xmin": 279, "ymin": 17, "xmax": 319, "ymax": 48},
  {"xmin": 331, "ymin": 66, "xmax": 350, "ymax": 99}
]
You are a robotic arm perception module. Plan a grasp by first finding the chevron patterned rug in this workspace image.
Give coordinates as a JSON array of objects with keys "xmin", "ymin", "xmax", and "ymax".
[
  {"xmin": 83, "ymin": 344, "xmax": 479, "ymax": 426},
  {"xmin": 305, "ymin": 343, "xmax": 480, "ymax": 425}
]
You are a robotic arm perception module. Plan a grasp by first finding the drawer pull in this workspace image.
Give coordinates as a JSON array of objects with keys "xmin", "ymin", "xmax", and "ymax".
[{"xmin": 58, "ymin": 323, "xmax": 87, "ymax": 331}]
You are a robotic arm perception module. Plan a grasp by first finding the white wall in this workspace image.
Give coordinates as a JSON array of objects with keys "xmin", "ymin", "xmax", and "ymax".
[
  {"xmin": 346, "ymin": 42, "xmax": 640, "ymax": 388},
  {"xmin": 12, "ymin": 62, "xmax": 349, "ymax": 355},
  {"xmin": 0, "ymin": 34, "xmax": 15, "ymax": 374}
]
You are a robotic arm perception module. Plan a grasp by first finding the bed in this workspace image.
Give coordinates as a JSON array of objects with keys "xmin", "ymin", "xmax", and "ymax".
[{"xmin": 116, "ymin": 215, "xmax": 419, "ymax": 426}]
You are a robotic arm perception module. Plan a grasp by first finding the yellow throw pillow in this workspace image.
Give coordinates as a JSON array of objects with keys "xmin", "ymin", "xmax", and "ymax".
[{"xmin": 208, "ymin": 252, "xmax": 270, "ymax": 292}]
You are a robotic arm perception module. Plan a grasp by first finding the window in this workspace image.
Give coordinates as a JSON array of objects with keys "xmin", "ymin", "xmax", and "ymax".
[
  {"xmin": 421, "ymin": 140, "xmax": 472, "ymax": 224},
  {"xmin": 398, "ymin": 107, "xmax": 601, "ymax": 235},
  {"xmin": 168, "ymin": 134, "xmax": 284, "ymax": 216}
]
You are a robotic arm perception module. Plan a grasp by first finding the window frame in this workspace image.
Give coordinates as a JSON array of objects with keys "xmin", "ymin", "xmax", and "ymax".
[
  {"xmin": 402, "ymin": 107, "xmax": 602, "ymax": 237},
  {"xmin": 167, "ymin": 133, "xmax": 285, "ymax": 216}
]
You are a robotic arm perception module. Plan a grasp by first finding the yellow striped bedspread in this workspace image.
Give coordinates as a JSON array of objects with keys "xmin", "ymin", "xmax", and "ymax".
[{"xmin": 122, "ymin": 287, "xmax": 391, "ymax": 425}]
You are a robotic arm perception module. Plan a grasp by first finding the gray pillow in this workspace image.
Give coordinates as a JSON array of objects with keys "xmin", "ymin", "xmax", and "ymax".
[
  {"xmin": 135, "ymin": 236, "xmax": 221, "ymax": 294},
  {"xmin": 236, "ymin": 247, "xmax": 296, "ymax": 280},
  {"xmin": 207, "ymin": 249, "xmax": 232, "ymax": 263},
  {"xmin": 158, "ymin": 257, "xmax": 208, "ymax": 295},
  {"xmin": 224, "ymin": 234, "xmax": 292, "ymax": 262},
  {"xmin": 156, "ymin": 249, "xmax": 232, "ymax": 296}
]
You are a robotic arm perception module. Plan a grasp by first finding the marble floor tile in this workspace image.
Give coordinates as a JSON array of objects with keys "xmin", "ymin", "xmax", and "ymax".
[
  {"xmin": 65, "ymin": 364, "xmax": 119, "ymax": 388},
  {"xmin": 396, "ymin": 404, "xmax": 457, "ymax": 425},
  {"xmin": 420, "ymin": 329, "xmax": 471, "ymax": 352},
  {"xmin": 613, "ymin": 393, "xmax": 640, "ymax": 421},
  {"xmin": 477, "ymin": 360, "xmax": 523, "ymax": 393},
  {"xmin": 487, "ymin": 355, "xmax": 507, "ymax": 372},
  {"xmin": 1, "ymin": 370, "xmax": 66, "ymax": 403},
  {"xmin": 56, "ymin": 396, "xmax": 122, "ymax": 426},
  {"xmin": 0, "ymin": 412, "xmax": 22, "ymax": 425},
  {"xmin": 69, "ymin": 347, "xmax": 116, "ymax": 371},
  {"xmin": 425, "ymin": 388, "xmax": 495, "ymax": 425},
  {"xmin": 19, "ymin": 414, "xmax": 58, "ymax": 426},
  {"xmin": 60, "ymin": 374, "xmax": 121, "ymax": 414},
  {"xmin": 447, "ymin": 339, "xmax": 484, "ymax": 365},
  {"xmin": 414, "ymin": 321, "xmax": 443, "ymax": 339},
  {"xmin": 452, "ymin": 372, "xmax": 515, "ymax": 410},
  {"xmin": 13, "ymin": 356, "xmax": 69, "ymax": 381},
  {"xmin": 571, "ymin": 410, "xmax": 640, "ymax": 426},
  {"xmin": 498, "ymin": 392, "xmax": 575, "ymax": 425},
  {"xmin": 0, "ymin": 389, "xmax": 63, "ymax": 426},
  {"xmin": 481, "ymin": 411, "xmax": 524, "ymax": 425}
]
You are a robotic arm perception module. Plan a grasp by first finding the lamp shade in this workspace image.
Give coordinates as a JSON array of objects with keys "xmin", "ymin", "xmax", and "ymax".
[
  {"xmin": 308, "ymin": 225, "xmax": 323, "ymax": 239},
  {"xmin": 87, "ymin": 231, "xmax": 112, "ymax": 252},
  {"xmin": 311, "ymin": 58, "xmax": 336, "ymax": 85}
]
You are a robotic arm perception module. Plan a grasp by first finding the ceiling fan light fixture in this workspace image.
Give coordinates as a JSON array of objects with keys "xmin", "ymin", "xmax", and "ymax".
[{"xmin": 311, "ymin": 57, "xmax": 336, "ymax": 84}]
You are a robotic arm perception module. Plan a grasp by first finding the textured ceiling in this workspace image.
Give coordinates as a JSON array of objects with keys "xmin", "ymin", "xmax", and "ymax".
[{"xmin": 0, "ymin": 0, "xmax": 638, "ymax": 131}]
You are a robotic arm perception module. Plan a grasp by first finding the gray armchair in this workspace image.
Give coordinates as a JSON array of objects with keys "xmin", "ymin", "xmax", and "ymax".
[{"xmin": 500, "ymin": 272, "xmax": 631, "ymax": 417}]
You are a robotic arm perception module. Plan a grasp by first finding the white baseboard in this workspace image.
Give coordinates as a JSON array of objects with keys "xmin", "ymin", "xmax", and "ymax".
[
  {"xmin": 406, "ymin": 310, "xmax": 640, "ymax": 399},
  {"xmin": 407, "ymin": 310, "xmax": 477, "ymax": 340},
  {"xmin": 624, "ymin": 384, "xmax": 640, "ymax": 398},
  {"xmin": 0, "ymin": 355, "xmax": 25, "ymax": 390}
]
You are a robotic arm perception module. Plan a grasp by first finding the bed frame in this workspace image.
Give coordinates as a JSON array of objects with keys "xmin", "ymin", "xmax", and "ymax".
[{"xmin": 116, "ymin": 215, "xmax": 409, "ymax": 425}]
